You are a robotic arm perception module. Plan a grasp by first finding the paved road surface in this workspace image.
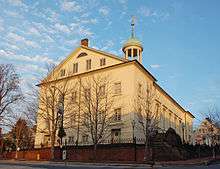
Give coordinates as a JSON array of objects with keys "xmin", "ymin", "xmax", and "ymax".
[{"xmin": 0, "ymin": 161, "xmax": 220, "ymax": 169}]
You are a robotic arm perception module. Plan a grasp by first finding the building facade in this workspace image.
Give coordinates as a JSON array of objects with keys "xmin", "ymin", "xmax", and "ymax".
[
  {"xmin": 194, "ymin": 118, "xmax": 220, "ymax": 146},
  {"xmin": 34, "ymin": 25, "xmax": 194, "ymax": 148}
]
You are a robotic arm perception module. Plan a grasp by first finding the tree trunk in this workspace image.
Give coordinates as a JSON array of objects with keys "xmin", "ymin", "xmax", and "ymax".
[
  {"xmin": 144, "ymin": 140, "xmax": 148, "ymax": 162},
  {"xmin": 51, "ymin": 144, "xmax": 55, "ymax": 160},
  {"xmin": 212, "ymin": 146, "xmax": 216, "ymax": 159},
  {"xmin": 50, "ymin": 134, "xmax": 55, "ymax": 160}
]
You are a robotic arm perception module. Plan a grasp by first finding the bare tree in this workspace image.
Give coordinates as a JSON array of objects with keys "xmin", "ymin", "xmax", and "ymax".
[
  {"xmin": 35, "ymin": 78, "xmax": 72, "ymax": 160},
  {"xmin": 64, "ymin": 78, "xmax": 82, "ymax": 146},
  {"xmin": 204, "ymin": 106, "xmax": 220, "ymax": 159},
  {"xmin": 0, "ymin": 64, "xmax": 23, "ymax": 124},
  {"xmin": 80, "ymin": 75, "xmax": 115, "ymax": 159},
  {"xmin": 134, "ymin": 83, "xmax": 160, "ymax": 162},
  {"xmin": 22, "ymin": 90, "xmax": 38, "ymax": 128}
]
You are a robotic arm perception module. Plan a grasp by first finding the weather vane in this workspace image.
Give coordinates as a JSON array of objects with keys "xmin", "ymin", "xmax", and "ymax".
[{"xmin": 131, "ymin": 16, "xmax": 135, "ymax": 38}]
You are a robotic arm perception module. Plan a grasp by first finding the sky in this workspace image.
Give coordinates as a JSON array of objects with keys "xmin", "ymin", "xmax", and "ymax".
[{"xmin": 0, "ymin": 0, "xmax": 220, "ymax": 126}]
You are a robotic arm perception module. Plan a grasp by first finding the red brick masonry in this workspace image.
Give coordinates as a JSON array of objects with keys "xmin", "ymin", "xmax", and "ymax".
[{"xmin": 2, "ymin": 144, "xmax": 147, "ymax": 162}]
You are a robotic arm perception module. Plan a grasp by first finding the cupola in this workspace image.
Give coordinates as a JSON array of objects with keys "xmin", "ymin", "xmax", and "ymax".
[{"xmin": 122, "ymin": 17, "xmax": 143, "ymax": 64}]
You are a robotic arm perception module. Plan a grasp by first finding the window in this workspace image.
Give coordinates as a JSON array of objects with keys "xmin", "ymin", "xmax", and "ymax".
[
  {"xmin": 174, "ymin": 116, "xmax": 177, "ymax": 129},
  {"xmin": 86, "ymin": 59, "xmax": 91, "ymax": 70},
  {"xmin": 71, "ymin": 91, "xmax": 77, "ymax": 103},
  {"xmin": 82, "ymin": 135, "xmax": 89, "ymax": 143},
  {"xmin": 138, "ymin": 83, "xmax": 142, "ymax": 95},
  {"xmin": 73, "ymin": 63, "xmax": 78, "ymax": 73},
  {"xmin": 60, "ymin": 69, "xmax": 65, "ymax": 77},
  {"xmin": 100, "ymin": 58, "xmax": 106, "ymax": 66},
  {"xmin": 68, "ymin": 136, "xmax": 74, "ymax": 144},
  {"xmin": 70, "ymin": 112, "xmax": 77, "ymax": 127},
  {"xmin": 162, "ymin": 108, "xmax": 166, "ymax": 129},
  {"xmin": 84, "ymin": 88, "xmax": 91, "ymax": 100},
  {"xmin": 155, "ymin": 103, "xmax": 160, "ymax": 117},
  {"xmin": 114, "ymin": 108, "xmax": 121, "ymax": 121},
  {"xmin": 179, "ymin": 120, "xmax": 182, "ymax": 133},
  {"xmin": 114, "ymin": 82, "xmax": 121, "ymax": 95},
  {"xmin": 169, "ymin": 112, "xmax": 172, "ymax": 127},
  {"xmin": 99, "ymin": 85, "xmax": 105, "ymax": 96}
]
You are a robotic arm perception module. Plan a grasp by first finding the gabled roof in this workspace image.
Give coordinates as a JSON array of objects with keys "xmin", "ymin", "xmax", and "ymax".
[
  {"xmin": 81, "ymin": 45, "xmax": 127, "ymax": 62},
  {"xmin": 44, "ymin": 45, "xmax": 127, "ymax": 82}
]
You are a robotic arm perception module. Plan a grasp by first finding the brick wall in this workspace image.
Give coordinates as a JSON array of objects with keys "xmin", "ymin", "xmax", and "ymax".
[{"xmin": 1, "ymin": 143, "xmax": 187, "ymax": 162}]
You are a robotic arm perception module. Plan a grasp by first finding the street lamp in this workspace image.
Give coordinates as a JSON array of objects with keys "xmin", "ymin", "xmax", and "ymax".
[
  {"xmin": 51, "ymin": 85, "xmax": 66, "ymax": 146},
  {"xmin": 132, "ymin": 120, "xmax": 135, "ymax": 143},
  {"xmin": 131, "ymin": 119, "xmax": 136, "ymax": 162},
  {"xmin": 51, "ymin": 85, "xmax": 66, "ymax": 160}
]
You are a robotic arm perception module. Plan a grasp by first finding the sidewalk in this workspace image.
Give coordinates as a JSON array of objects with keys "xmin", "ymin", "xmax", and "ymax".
[
  {"xmin": 157, "ymin": 156, "xmax": 220, "ymax": 166},
  {"xmin": 1, "ymin": 156, "xmax": 220, "ymax": 168},
  {"xmin": 0, "ymin": 159, "xmax": 155, "ymax": 168}
]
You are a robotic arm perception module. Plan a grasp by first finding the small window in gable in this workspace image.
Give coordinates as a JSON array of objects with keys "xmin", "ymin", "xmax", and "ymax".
[
  {"xmin": 73, "ymin": 63, "xmax": 78, "ymax": 74},
  {"xmin": 77, "ymin": 52, "xmax": 87, "ymax": 58},
  {"xmin": 100, "ymin": 58, "xmax": 106, "ymax": 66},
  {"xmin": 60, "ymin": 69, "xmax": 65, "ymax": 77}
]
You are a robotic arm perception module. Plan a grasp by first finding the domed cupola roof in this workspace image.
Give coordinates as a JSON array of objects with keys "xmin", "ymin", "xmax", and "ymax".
[
  {"xmin": 122, "ymin": 37, "xmax": 143, "ymax": 52},
  {"xmin": 122, "ymin": 16, "xmax": 143, "ymax": 52},
  {"xmin": 122, "ymin": 16, "xmax": 143, "ymax": 64}
]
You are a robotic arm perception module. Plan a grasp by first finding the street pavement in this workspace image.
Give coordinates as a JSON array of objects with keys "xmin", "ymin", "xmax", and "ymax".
[{"xmin": 0, "ymin": 160, "xmax": 220, "ymax": 169}]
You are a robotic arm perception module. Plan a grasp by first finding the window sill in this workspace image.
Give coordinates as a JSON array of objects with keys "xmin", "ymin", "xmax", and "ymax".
[
  {"xmin": 113, "ymin": 93, "xmax": 122, "ymax": 97},
  {"xmin": 110, "ymin": 121, "xmax": 123, "ymax": 126}
]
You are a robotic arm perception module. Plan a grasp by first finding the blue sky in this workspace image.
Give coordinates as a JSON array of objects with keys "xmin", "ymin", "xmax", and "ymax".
[{"xmin": 0, "ymin": 0, "xmax": 220, "ymax": 126}]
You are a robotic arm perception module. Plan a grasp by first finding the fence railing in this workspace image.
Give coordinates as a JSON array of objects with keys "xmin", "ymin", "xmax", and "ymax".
[{"xmin": 64, "ymin": 137, "xmax": 146, "ymax": 146}]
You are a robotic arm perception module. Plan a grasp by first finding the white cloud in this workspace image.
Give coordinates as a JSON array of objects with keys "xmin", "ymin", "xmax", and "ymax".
[
  {"xmin": 0, "ymin": 18, "xmax": 4, "ymax": 31},
  {"xmin": 70, "ymin": 23, "xmax": 93, "ymax": 37},
  {"xmin": 7, "ymin": 32, "xmax": 40, "ymax": 48},
  {"xmin": 118, "ymin": 0, "xmax": 127, "ymax": 4},
  {"xmin": 78, "ymin": 27, "xmax": 93, "ymax": 37},
  {"xmin": 138, "ymin": 6, "xmax": 170, "ymax": 22},
  {"xmin": 65, "ymin": 39, "xmax": 78, "ymax": 47},
  {"xmin": 16, "ymin": 64, "xmax": 47, "ymax": 75},
  {"xmin": 61, "ymin": 0, "xmax": 81, "ymax": 12},
  {"xmin": 0, "ymin": 49, "xmax": 57, "ymax": 65},
  {"xmin": 139, "ymin": 6, "xmax": 152, "ymax": 17},
  {"xmin": 150, "ymin": 64, "xmax": 161, "ymax": 69},
  {"xmin": 55, "ymin": 23, "xmax": 71, "ymax": 33},
  {"xmin": 4, "ymin": 10, "xmax": 22, "ymax": 18},
  {"xmin": 101, "ymin": 40, "xmax": 114, "ymax": 51},
  {"xmin": 5, "ymin": 43, "xmax": 20, "ymax": 51},
  {"xmin": 7, "ymin": 0, "xmax": 23, "ymax": 6},
  {"xmin": 80, "ymin": 18, "xmax": 98, "ymax": 24},
  {"xmin": 6, "ymin": 0, "xmax": 28, "ymax": 11},
  {"xmin": 99, "ymin": 6, "xmax": 109, "ymax": 16},
  {"xmin": 32, "ymin": 22, "xmax": 56, "ymax": 35},
  {"xmin": 28, "ymin": 27, "xmax": 41, "ymax": 36},
  {"xmin": 42, "ymin": 34, "xmax": 55, "ymax": 43}
]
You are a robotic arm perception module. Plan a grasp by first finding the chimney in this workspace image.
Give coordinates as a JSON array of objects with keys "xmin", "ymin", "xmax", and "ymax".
[{"xmin": 81, "ymin": 38, "xmax": 89, "ymax": 47}]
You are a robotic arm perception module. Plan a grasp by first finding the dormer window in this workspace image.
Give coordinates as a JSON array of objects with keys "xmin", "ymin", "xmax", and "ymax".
[
  {"xmin": 60, "ymin": 69, "xmax": 65, "ymax": 77},
  {"xmin": 86, "ymin": 59, "xmax": 91, "ymax": 70},
  {"xmin": 73, "ymin": 63, "xmax": 78, "ymax": 74},
  {"xmin": 100, "ymin": 58, "xmax": 106, "ymax": 66}
]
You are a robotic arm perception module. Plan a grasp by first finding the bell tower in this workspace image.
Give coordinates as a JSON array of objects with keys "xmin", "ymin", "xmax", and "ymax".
[{"xmin": 122, "ymin": 17, "xmax": 143, "ymax": 64}]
